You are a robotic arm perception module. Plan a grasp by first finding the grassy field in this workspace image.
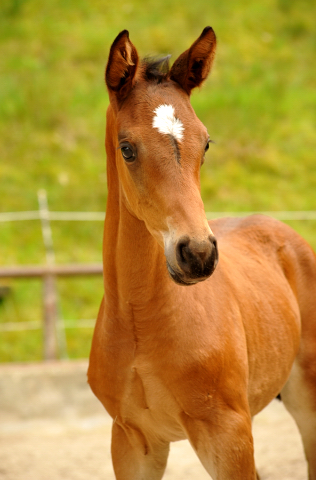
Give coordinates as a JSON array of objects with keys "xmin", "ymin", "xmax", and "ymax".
[{"xmin": 1, "ymin": 0, "xmax": 315, "ymax": 361}]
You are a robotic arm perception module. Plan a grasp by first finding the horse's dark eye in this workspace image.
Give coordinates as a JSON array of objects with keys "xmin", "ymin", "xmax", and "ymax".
[
  {"xmin": 120, "ymin": 144, "xmax": 135, "ymax": 162},
  {"xmin": 205, "ymin": 141, "xmax": 210, "ymax": 153}
]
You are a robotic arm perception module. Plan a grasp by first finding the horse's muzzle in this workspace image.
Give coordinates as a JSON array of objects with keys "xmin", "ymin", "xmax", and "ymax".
[{"xmin": 167, "ymin": 235, "xmax": 218, "ymax": 286}]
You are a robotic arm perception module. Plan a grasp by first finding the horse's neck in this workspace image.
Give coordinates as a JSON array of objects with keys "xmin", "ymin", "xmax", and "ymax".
[{"xmin": 103, "ymin": 187, "xmax": 169, "ymax": 312}]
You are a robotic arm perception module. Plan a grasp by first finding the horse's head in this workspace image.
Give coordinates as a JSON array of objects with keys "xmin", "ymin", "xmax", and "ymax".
[{"xmin": 105, "ymin": 27, "xmax": 218, "ymax": 286}]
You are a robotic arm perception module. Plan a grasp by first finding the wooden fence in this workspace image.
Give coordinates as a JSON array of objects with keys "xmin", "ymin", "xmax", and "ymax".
[
  {"xmin": 0, "ymin": 191, "xmax": 104, "ymax": 361},
  {"xmin": 0, "ymin": 264, "xmax": 103, "ymax": 360},
  {"xmin": 1, "ymin": 189, "xmax": 315, "ymax": 360}
]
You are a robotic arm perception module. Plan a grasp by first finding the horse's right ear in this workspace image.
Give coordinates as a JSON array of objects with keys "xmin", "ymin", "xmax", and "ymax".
[{"xmin": 105, "ymin": 30, "xmax": 139, "ymax": 105}]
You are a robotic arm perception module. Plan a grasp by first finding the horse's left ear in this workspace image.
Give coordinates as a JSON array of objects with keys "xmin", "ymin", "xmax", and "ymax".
[
  {"xmin": 169, "ymin": 26, "xmax": 216, "ymax": 95},
  {"xmin": 105, "ymin": 30, "xmax": 139, "ymax": 105}
]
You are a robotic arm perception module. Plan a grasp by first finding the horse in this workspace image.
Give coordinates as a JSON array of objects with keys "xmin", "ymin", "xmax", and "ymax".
[{"xmin": 88, "ymin": 27, "xmax": 316, "ymax": 479}]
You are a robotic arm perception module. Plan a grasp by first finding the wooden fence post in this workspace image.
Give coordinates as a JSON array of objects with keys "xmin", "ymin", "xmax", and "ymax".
[
  {"xmin": 42, "ymin": 273, "xmax": 58, "ymax": 360},
  {"xmin": 38, "ymin": 189, "xmax": 59, "ymax": 360}
]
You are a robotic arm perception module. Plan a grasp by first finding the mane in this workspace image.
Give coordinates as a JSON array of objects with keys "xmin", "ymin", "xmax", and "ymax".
[{"xmin": 141, "ymin": 55, "xmax": 171, "ymax": 83}]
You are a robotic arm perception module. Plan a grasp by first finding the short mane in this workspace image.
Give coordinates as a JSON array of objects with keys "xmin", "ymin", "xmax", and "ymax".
[{"xmin": 141, "ymin": 55, "xmax": 171, "ymax": 83}]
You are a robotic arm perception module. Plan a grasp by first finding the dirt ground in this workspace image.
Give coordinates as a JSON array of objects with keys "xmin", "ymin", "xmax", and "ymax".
[{"xmin": 0, "ymin": 361, "xmax": 308, "ymax": 480}]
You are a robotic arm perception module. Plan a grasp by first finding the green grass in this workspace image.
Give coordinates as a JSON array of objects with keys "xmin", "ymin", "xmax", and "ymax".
[{"xmin": 1, "ymin": 0, "xmax": 316, "ymax": 361}]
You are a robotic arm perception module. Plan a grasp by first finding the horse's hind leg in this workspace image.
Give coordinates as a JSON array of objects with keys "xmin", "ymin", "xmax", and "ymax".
[{"xmin": 281, "ymin": 359, "xmax": 316, "ymax": 480}]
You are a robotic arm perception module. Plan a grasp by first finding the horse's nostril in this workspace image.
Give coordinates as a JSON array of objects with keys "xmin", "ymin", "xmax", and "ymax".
[
  {"xmin": 176, "ymin": 237, "xmax": 191, "ymax": 269},
  {"xmin": 209, "ymin": 235, "xmax": 216, "ymax": 246},
  {"xmin": 179, "ymin": 243, "xmax": 186, "ymax": 263},
  {"xmin": 209, "ymin": 235, "xmax": 218, "ymax": 255},
  {"xmin": 210, "ymin": 236, "xmax": 219, "ymax": 269}
]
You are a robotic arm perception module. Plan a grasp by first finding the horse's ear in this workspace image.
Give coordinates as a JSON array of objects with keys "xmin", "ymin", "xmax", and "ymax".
[
  {"xmin": 105, "ymin": 30, "xmax": 139, "ymax": 104},
  {"xmin": 169, "ymin": 27, "xmax": 216, "ymax": 95}
]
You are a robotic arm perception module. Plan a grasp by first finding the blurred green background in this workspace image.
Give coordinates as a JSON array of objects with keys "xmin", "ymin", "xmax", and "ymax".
[{"xmin": 1, "ymin": 0, "xmax": 315, "ymax": 361}]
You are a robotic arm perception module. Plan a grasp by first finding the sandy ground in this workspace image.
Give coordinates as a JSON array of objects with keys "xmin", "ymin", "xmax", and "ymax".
[{"xmin": 0, "ymin": 361, "xmax": 308, "ymax": 480}]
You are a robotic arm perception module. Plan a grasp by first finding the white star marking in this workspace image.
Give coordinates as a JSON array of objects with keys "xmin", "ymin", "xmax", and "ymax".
[{"xmin": 152, "ymin": 104, "xmax": 184, "ymax": 142}]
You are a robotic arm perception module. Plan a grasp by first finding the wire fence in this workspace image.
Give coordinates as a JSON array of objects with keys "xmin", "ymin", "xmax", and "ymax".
[
  {"xmin": 0, "ymin": 191, "xmax": 105, "ymax": 359},
  {"xmin": 0, "ymin": 319, "xmax": 96, "ymax": 332},
  {"xmin": 1, "ymin": 194, "xmax": 316, "ymax": 359},
  {"xmin": 1, "ymin": 210, "xmax": 316, "ymax": 223},
  {"xmin": 0, "ymin": 211, "xmax": 105, "ymax": 222}
]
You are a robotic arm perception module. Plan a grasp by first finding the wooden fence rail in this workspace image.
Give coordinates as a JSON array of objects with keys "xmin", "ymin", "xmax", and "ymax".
[{"xmin": 0, "ymin": 264, "xmax": 103, "ymax": 278}]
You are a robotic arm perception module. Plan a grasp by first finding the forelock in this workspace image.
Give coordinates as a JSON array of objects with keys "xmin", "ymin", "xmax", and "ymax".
[{"xmin": 141, "ymin": 56, "xmax": 171, "ymax": 83}]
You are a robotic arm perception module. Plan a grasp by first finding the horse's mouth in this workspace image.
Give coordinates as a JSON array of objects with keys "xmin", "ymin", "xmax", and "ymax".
[{"xmin": 166, "ymin": 262, "xmax": 211, "ymax": 286}]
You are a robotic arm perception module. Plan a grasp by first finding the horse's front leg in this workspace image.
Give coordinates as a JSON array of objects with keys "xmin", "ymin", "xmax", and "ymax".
[
  {"xmin": 111, "ymin": 420, "xmax": 170, "ymax": 480},
  {"xmin": 180, "ymin": 407, "xmax": 256, "ymax": 480}
]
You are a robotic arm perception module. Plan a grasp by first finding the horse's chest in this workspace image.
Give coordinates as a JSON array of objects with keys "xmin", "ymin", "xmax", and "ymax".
[{"xmin": 116, "ymin": 362, "xmax": 186, "ymax": 442}]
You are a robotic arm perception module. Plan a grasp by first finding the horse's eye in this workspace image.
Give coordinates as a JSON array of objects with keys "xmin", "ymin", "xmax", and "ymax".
[
  {"xmin": 205, "ymin": 140, "xmax": 210, "ymax": 153},
  {"xmin": 120, "ymin": 144, "xmax": 136, "ymax": 162}
]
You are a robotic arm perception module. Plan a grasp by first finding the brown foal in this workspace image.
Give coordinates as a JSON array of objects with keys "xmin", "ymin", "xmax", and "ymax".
[{"xmin": 88, "ymin": 27, "xmax": 316, "ymax": 479}]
